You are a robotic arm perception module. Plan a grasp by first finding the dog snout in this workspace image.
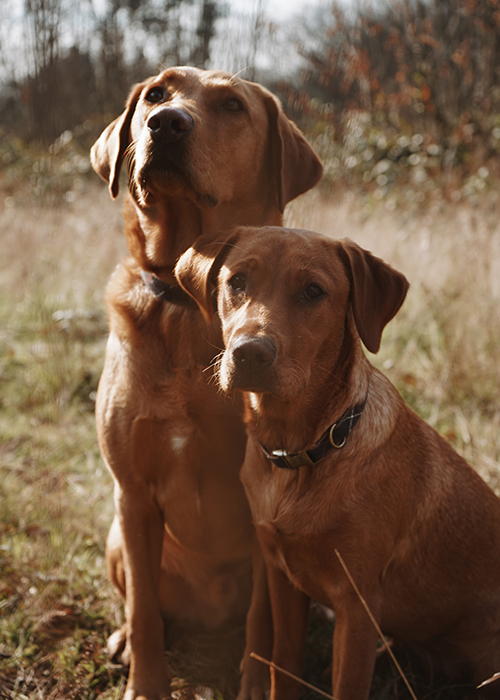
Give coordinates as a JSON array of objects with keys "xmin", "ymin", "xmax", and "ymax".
[{"xmin": 147, "ymin": 106, "xmax": 194, "ymax": 143}]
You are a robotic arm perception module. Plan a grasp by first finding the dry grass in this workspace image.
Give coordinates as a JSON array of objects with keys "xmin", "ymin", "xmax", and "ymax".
[
  {"xmin": 0, "ymin": 182, "xmax": 128, "ymax": 699},
  {"xmin": 1, "ymin": 176, "xmax": 499, "ymax": 699}
]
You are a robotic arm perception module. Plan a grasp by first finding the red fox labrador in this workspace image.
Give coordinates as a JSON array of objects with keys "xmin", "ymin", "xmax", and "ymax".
[
  {"xmin": 176, "ymin": 226, "xmax": 500, "ymax": 700},
  {"xmin": 90, "ymin": 69, "xmax": 322, "ymax": 700}
]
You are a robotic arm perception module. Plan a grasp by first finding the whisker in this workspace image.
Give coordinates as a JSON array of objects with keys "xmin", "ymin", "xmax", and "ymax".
[
  {"xmin": 230, "ymin": 66, "xmax": 250, "ymax": 82},
  {"xmin": 124, "ymin": 142, "xmax": 137, "ymax": 176},
  {"xmin": 201, "ymin": 336, "xmax": 224, "ymax": 353},
  {"xmin": 202, "ymin": 351, "xmax": 224, "ymax": 375},
  {"xmin": 212, "ymin": 356, "xmax": 229, "ymax": 397}
]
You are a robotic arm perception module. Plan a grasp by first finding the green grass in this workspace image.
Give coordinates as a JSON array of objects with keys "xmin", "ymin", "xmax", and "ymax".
[
  {"xmin": 1, "ymin": 178, "xmax": 499, "ymax": 699},
  {"xmin": 0, "ymin": 292, "xmax": 124, "ymax": 699}
]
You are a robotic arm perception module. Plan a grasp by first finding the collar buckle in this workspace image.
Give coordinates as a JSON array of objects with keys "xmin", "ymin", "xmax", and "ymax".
[{"xmin": 270, "ymin": 449, "xmax": 315, "ymax": 470}]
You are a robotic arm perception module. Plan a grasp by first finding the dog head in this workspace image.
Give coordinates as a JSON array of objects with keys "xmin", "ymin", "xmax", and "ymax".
[
  {"xmin": 91, "ymin": 66, "xmax": 322, "ymax": 214},
  {"xmin": 176, "ymin": 226, "xmax": 409, "ymax": 399}
]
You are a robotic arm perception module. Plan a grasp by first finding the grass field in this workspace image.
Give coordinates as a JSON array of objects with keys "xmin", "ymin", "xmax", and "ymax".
[{"xmin": 1, "ymin": 175, "xmax": 499, "ymax": 699}]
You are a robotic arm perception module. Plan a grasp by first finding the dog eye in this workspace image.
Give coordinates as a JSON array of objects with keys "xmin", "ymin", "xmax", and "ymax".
[
  {"xmin": 229, "ymin": 273, "xmax": 246, "ymax": 292},
  {"xmin": 224, "ymin": 98, "xmax": 245, "ymax": 112},
  {"xmin": 145, "ymin": 87, "xmax": 164, "ymax": 103},
  {"xmin": 303, "ymin": 284, "xmax": 324, "ymax": 300}
]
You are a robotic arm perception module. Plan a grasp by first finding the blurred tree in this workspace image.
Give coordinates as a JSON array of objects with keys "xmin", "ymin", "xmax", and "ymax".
[
  {"xmin": 247, "ymin": 0, "xmax": 265, "ymax": 81},
  {"xmin": 59, "ymin": 46, "xmax": 98, "ymax": 128},
  {"xmin": 24, "ymin": 0, "xmax": 63, "ymax": 142},
  {"xmin": 96, "ymin": 4, "xmax": 129, "ymax": 116},
  {"xmin": 191, "ymin": 0, "xmax": 222, "ymax": 68}
]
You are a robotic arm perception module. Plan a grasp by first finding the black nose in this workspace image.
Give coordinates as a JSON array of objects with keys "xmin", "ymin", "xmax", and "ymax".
[
  {"xmin": 147, "ymin": 106, "xmax": 194, "ymax": 143},
  {"xmin": 232, "ymin": 336, "xmax": 276, "ymax": 369}
]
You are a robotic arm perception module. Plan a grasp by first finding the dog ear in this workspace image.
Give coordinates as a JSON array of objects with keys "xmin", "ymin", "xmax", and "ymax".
[
  {"xmin": 264, "ymin": 95, "xmax": 323, "ymax": 213},
  {"xmin": 175, "ymin": 230, "xmax": 243, "ymax": 324},
  {"xmin": 337, "ymin": 239, "xmax": 409, "ymax": 354},
  {"xmin": 90, "ymin": 81, "xmax": 146, "ymax": 199}
]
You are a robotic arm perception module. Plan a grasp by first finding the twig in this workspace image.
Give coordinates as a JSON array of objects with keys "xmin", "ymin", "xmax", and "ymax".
[
  {"xmin": 477, "ymin": 671, "xmax": 500, "ymax": 688},
  {"xmin": 249, "ymin": 653, "xmax": 337, "ymax": 700},
  {"xmin": 334, "ymin": 549, "xmax": 419, "ymax": 700}
]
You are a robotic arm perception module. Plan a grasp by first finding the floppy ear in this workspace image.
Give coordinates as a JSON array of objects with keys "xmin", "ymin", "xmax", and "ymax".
[
  {"xmin": 175, "ymin": 230, "xmax": 243, "ymax": 324},
  {"xmin": 265, "ymin": 95, "xmax": 323, "ymax": 213},
  {"xmin": 337, "ymin": 239, "xmax": 409, "ymax": 354},
  {"xmin": 90, "ymin": 81, "xmax": 146, "ymax": 199}
]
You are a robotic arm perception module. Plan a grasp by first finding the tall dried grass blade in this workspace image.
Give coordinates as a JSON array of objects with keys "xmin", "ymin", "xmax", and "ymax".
[
  {"xmin": 334, "ymin": 549, "xmax": 419, "ymax": 700},
  {"xmin": 249, "ymin": 653, "xmax": 337, "ymax": 700},
  {"xmin": 477, "ymin": 671, "xmax": 500, "ymax": 688}
]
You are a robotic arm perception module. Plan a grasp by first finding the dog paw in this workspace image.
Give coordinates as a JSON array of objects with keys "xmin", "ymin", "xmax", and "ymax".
[
  {"xmin": 236, "ymin": 691, "xmax": 270, "ymax": 700},
  {"xmin": 107, "ymin": 624, "xmax": 131, "ymax": 666},
  {"xmin": 236, "ymin": 684, "xmax": 270, "ymax": 700},
  {"xmin": 123, "ymin": 686, "xmax": 170, "ymax": 700},
  {"xmin": 237, "ymin": 661, "xmax": 271, "ymax": 700}
]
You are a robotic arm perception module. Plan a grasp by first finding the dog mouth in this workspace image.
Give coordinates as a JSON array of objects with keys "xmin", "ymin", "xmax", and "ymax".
[
  {"xmin": 220, "ymin": 356, "xmax": 309, "ymax": 400},
  {"xmin": 233, "ymin": 377, "xmax": 275, "ymax": 394},
  {"xmin": 220, "ymin": 360, "xmax": 280, "ymax": 397},
  {"xmin": 226, "ymin": 371, "xmax": 303, "ymax": 402},
  {"xmin": 126, "ymin": 141, "xmax": 219, "ymax": 208},
  {"xmin": 130, "ymin": 141, "xmax": 187, "ymax": 187}
]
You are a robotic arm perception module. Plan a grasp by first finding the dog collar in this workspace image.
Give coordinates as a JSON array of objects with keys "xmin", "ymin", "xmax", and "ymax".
[
  {"xmin": 141, "ymin": 270, "xmax": 199, "ymax": 309},
  {"xmin": 259, "ymin": 389, "xmax": 369, "ymax": 470}
]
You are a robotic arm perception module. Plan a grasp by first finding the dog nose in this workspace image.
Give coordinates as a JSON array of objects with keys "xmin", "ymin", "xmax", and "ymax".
[
  {"xmin": 232, "ymin": 336, "xmax": 276, "ymax": 368},
  {"xmin": 147, "ymin": 106, "xmax": 194, "ymax": 143}
]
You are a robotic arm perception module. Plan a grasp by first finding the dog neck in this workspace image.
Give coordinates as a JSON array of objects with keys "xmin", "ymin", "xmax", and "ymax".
[
  {"xmin": 124, "ymin": 192, "xmax": 283, "ymax": 284},
  {"xmin": 242, "ymin": 324, "xmax": 370, "ymax": 456},
  {"xmin": 124, "ymin": 195, "xmax": 204, "ymax": 279},
  {"xmin": 259, "ymin": 387, "xmax": 369, "ymax": 469}
]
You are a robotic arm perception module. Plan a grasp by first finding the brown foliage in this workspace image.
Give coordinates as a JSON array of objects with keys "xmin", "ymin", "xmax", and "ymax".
[{"xmin": 303, "ymin": 0, "xmax": 500, "ymax": 133}]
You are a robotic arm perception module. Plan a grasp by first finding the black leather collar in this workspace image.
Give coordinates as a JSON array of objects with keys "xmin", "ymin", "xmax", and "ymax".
[
  {"xmin": 141, "ymin": 270, "xmax": 199, "ymax": 309},
  {"xmin": 259, "ymin": 388, "xmax": 369, "ymax": 470}
]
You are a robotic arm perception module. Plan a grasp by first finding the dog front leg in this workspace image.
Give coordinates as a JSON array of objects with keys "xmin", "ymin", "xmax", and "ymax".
[
  {"xmin": 267, "ymin": 563, "xmax": 310, "ymax": 700},
  {"xmin": 331, "ymin": 595, "xmax": 380, "ymax": 700},
  {"xmin": 117, "ymin": 485, "xmax": 171, "ymax": 700},
  {"xmin": 238, "ymin": 537, "xmax": 273, "ymax": 700}
]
